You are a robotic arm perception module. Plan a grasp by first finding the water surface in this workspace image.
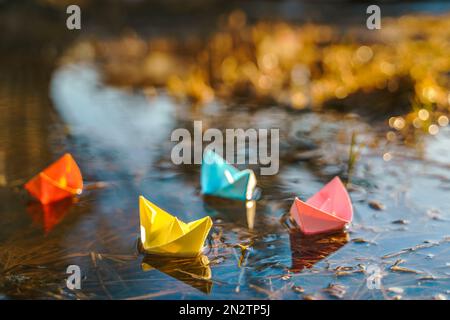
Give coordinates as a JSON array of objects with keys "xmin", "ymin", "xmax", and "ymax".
[{"xmin": 1, "ymin": 1, "xmax": 450, "ymax": 300}]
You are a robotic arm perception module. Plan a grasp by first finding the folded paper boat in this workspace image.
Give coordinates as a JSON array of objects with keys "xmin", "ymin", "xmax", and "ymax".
[
  {"xmin": 139, "ymin": 195, "xmax": 213, "ymax": 257},
  {"xmin": 24, "ymin": 153, "xmax": 83, "ymax": 204},
  {"xmin": 201, "ymin": 150, "xmax": 256, "ymax": 201},
  {"xmin": 290, "ymin": 177, "xmax": 353, "ymax": 235}
]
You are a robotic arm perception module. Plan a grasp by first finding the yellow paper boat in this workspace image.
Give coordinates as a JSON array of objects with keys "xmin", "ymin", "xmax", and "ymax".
[{"xmin": 139, "ymin": 195, "xmax": 213, "ymax": 257}]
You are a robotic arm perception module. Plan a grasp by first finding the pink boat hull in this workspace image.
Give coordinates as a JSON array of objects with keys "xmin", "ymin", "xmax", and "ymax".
[{"xmin": 290, "ymin": 177, "xmax": 353, "ymax": 235}]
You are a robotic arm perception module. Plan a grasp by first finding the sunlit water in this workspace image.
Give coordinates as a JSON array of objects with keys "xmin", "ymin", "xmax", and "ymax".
[{"xmin": 0, "ymin": 56, "xmax": 449, "ymax": 300}]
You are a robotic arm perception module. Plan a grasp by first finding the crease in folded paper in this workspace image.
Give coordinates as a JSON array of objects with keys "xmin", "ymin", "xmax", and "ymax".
[
  {"xmin": 139, "ymin": 195, "xmax": 212, "ymax": 257},
  {"xmin": 201, "ymin": 150, "xmax": 256, "ymax": 201}
]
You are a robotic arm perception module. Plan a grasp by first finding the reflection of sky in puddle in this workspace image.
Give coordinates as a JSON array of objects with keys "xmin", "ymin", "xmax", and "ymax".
[
  {"xmin": 50, "ymin": 64, "xmax": 176, "ymax": 175},
  {"xmin": 426, "ymin": 127, "xmax": 450, "ymax": 163}
]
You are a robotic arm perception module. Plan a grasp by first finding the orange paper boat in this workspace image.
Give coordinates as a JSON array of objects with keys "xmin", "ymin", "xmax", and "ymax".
[
  {"xmin": 24, "ymin": 153, "xmax": 83, "ymax": 204},
  {"xmin": 290, "ymin": 176, "xmax": 353, "ymax": 235}
]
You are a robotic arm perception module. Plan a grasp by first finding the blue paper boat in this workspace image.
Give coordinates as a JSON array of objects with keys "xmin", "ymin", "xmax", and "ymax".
[{"xmin": 201, "ymin": 150, "xmax": 257, "ymax": 201}]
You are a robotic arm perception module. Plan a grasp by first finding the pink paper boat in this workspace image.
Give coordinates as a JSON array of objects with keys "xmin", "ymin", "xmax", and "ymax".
[{"xmin": 290, "ymin": 176, "xmax": 353, "ymax": 235}]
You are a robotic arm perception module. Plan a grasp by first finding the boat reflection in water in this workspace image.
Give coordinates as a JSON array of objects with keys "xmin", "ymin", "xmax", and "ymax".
[
  {"xmin": 245, "ymin": 200, "xmax": 256, "ymax": 230},
  {"xmin": 203, "ymin": 195, "xmax": 258, "ymax": 230},
  {"xmin": 289, "ymin": 231, "xmax": 349, "ymax": 272},
  {"xmin": 26, "ymin": 198, "xmax": 75, "ymax": 234},
  {"xmin": 141, "ymin": 254, "xmax": 212, "ymax": 294}
]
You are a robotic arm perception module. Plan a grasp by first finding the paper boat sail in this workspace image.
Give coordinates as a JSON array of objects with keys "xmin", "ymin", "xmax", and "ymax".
[
  {"xmin": 290, "ymin": 177, "xmax": 353, "ymax": 235},
  {"xmin": 141, "ymin": 254, "xmax": 212, "ymax": 294},
  {"xmin": 139, "ymin": 195, "xmax": 213, "ymax": 257},
  {"xmin": 24, "ymin": 153, "xmax": 83, "ymax": 204},
  {"xmin": 201, "ymin": 150, "xmax": 256, "ymax": 201}
]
